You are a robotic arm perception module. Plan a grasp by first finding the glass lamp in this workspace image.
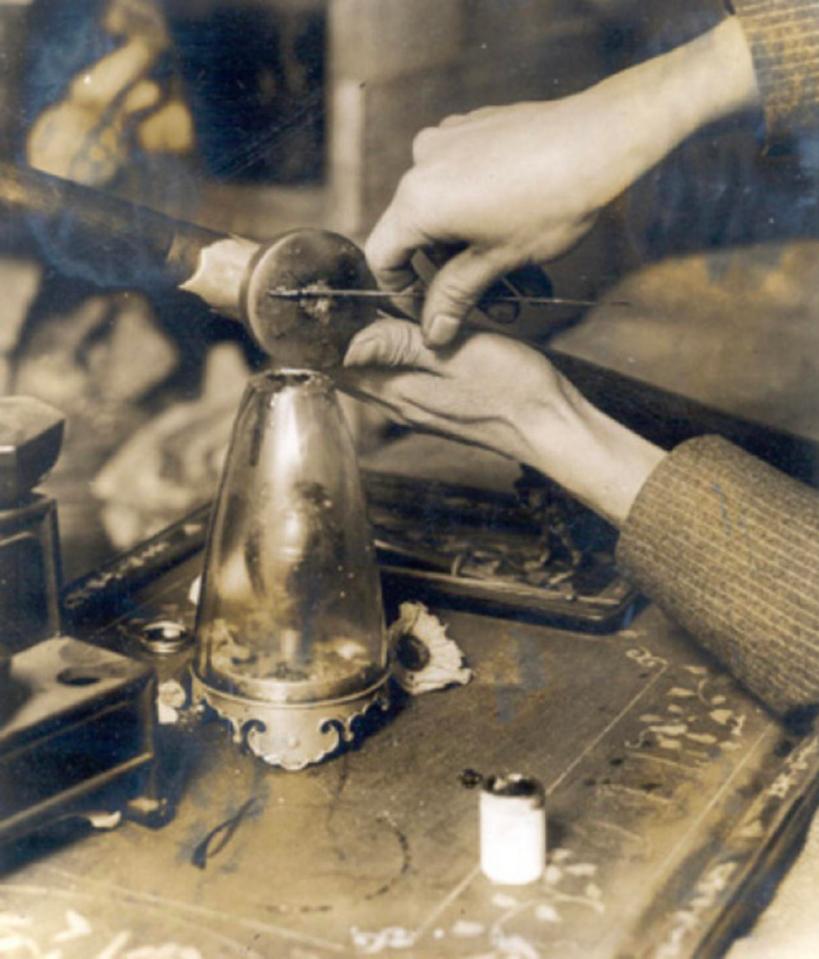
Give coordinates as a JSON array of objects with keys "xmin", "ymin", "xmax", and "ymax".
[{"xmin": 191, "ymin": 369, "xmax": 389, "ymax": 769}]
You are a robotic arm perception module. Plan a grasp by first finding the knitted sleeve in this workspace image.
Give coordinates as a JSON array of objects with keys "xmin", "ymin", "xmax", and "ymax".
[
  {"xmin": 731, "ymin": 0, "xmax": 819, "ymax": 139},
  {"xmin": 616, "ymin": 436, "xmax": 819, "ymax": 717}
]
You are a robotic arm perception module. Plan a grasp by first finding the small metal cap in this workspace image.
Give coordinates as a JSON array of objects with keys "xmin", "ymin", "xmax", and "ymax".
[{"xmin": 139, "ymin": 620, "xmax": 191, "ymax": 655}]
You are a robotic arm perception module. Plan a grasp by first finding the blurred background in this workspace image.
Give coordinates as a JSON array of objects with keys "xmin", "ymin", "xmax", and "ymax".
[{"xmin": 1, "ymin": 0, "xmax": 819, "ymax": 580}]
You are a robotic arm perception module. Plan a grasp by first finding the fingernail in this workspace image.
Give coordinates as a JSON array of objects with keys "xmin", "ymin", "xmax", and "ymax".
[
  {"xmin": 425, "ymin": 314, "xmax": 460, "ymax": 347},
  {"xmin": 343, "ymin": 336, "xmax": 379, "ymax": 367}
]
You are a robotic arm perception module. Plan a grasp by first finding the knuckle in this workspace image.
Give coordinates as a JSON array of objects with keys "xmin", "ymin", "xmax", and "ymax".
[
  {"xmin": 384, "ymin": 329, "xmax": 405, "ymax": 367},
  {"xmin": 406, "ymin": 406, "xmax": 437, "ymax": 431},
  {"xmin": 401, "ymin": 322, "xmax": 423, "ymax": 367},
  {"xmin": 438, "ymin": 112, "xmax": 463, "ymax": 129},
  {"xmin": 383, "ymin": 321, "xmax": 419, "ymax": 367},
  {"xmin": 411, "ymin": 126, "xmax": 437, "ymax": 161},
  {"xmin": 437, "ymin": 276, "xmax": 476, "ymax": 310}
]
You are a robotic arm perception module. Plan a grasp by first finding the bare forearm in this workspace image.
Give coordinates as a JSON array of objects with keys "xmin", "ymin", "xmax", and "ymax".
[
  {"xmin": 518, "ymin": 398, "xmax": 665, "ymax": 529},
  {"xmin": 516, "ymin": 19, "xmax": 758, "ymax": 524},
  {"xmin": 578, "ymin": 17, "xmax": 760, "ymax": 209}
]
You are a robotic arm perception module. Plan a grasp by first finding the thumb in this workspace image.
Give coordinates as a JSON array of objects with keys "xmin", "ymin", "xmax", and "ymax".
[
  {"xmin": 422, "ymin": 246, "xmax": 509, "ymax": 347},
  {"xmin": 343, "ymin": 317, "xmax": 440, "ymax": 370}
]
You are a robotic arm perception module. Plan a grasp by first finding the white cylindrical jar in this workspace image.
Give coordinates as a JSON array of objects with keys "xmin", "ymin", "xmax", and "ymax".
[{"xmin": 480, "ymin": 774, "xmax": 546, "ymax": 885}]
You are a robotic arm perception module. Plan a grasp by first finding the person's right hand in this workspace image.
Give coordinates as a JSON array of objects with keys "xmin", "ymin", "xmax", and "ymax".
[
  {"xmin": 367, "ymin": 98, "xmax": 603, "ymax": 347},
  {"xmin": 366, "ymin": 17, "xmax": 758, "ymax": 348}
]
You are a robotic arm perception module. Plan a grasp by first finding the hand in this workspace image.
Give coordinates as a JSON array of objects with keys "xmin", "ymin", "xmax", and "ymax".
[
  {"xmin": 366, "ymin": 17, "xmax": 758, "ymax": 347},
  {"xmin": 342, "ymin": 319, "xmax": 665, "ymax": 527},
  {"xmin": 344, "ymin": 317, "xmax": 579, "ymax": 463}
]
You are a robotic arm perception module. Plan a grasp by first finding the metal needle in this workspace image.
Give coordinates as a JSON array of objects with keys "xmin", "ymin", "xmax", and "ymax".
[{"xmin": 267, "ymin": 288, "xmax": 629, "ymax": 309}]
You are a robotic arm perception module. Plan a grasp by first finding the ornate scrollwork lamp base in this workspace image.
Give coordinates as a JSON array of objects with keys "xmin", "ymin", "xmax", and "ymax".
[{"xmin": 191, "ymin": 671, "xmax": 391, "ymax": 770}]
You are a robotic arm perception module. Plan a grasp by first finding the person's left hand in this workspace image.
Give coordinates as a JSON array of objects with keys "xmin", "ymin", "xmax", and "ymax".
[
  {"xmin": 342, "ymin": 316, "xmax": 576, "ymax": 465},
  {"xmin": 341, "ymin": 318, "xmax": 665, "ymax": 527}
]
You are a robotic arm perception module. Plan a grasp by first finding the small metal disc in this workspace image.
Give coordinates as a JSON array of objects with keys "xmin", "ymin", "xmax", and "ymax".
[
  {"xmin": 242, "ymin": 228, "xmax": 377, "ymax": 369},
  {"xmin": 139, "ymin": 619, "xmax": 191, "ymax": 655}
]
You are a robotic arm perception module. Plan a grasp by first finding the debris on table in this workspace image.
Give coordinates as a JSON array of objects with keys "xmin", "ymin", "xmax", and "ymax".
[{"xmin": 388, "ymin": 601, "xmax": 471, "ymax": 695}]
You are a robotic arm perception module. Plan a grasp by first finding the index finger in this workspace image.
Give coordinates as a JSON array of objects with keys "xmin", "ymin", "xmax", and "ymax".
[{"xmin": 365, "ymin": 196, "xmax": 430, "ymax": 317}]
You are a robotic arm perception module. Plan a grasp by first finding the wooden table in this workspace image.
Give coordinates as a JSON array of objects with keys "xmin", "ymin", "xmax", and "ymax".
[{"xmin": 3, "ymin": 516, "xmax": 819, "ymax": 959}]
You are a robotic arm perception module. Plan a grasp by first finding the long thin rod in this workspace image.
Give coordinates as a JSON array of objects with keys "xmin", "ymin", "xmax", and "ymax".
[{"xmin": 267, "ymin": 288, "xmax": 629, "ymax": 309}]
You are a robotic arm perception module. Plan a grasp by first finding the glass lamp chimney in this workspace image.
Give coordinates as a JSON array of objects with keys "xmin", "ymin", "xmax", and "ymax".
[{"xmin": 192, "ymin": 370, "xmax": 389, "ymax": 769}]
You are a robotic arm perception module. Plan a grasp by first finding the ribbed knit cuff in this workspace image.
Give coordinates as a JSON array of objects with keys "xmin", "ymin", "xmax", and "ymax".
[
  {"xmin": 732, "ymin": 0, "xmax": 819, "ymax": 140},
  {"xmin": 617, "ymin": 436, "xmax": 819, "ymax": 717}
]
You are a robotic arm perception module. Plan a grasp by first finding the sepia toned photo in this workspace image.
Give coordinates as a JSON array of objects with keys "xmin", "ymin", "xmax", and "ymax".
[{"xmin": 1, "ymin": 1, "xmax": 819, "ymax": 956}]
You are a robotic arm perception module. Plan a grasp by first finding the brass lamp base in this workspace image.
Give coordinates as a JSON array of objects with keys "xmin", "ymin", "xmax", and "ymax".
[{"xmin": 190, "ymin": 671, "xmax": 391, "ymax": 770}]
